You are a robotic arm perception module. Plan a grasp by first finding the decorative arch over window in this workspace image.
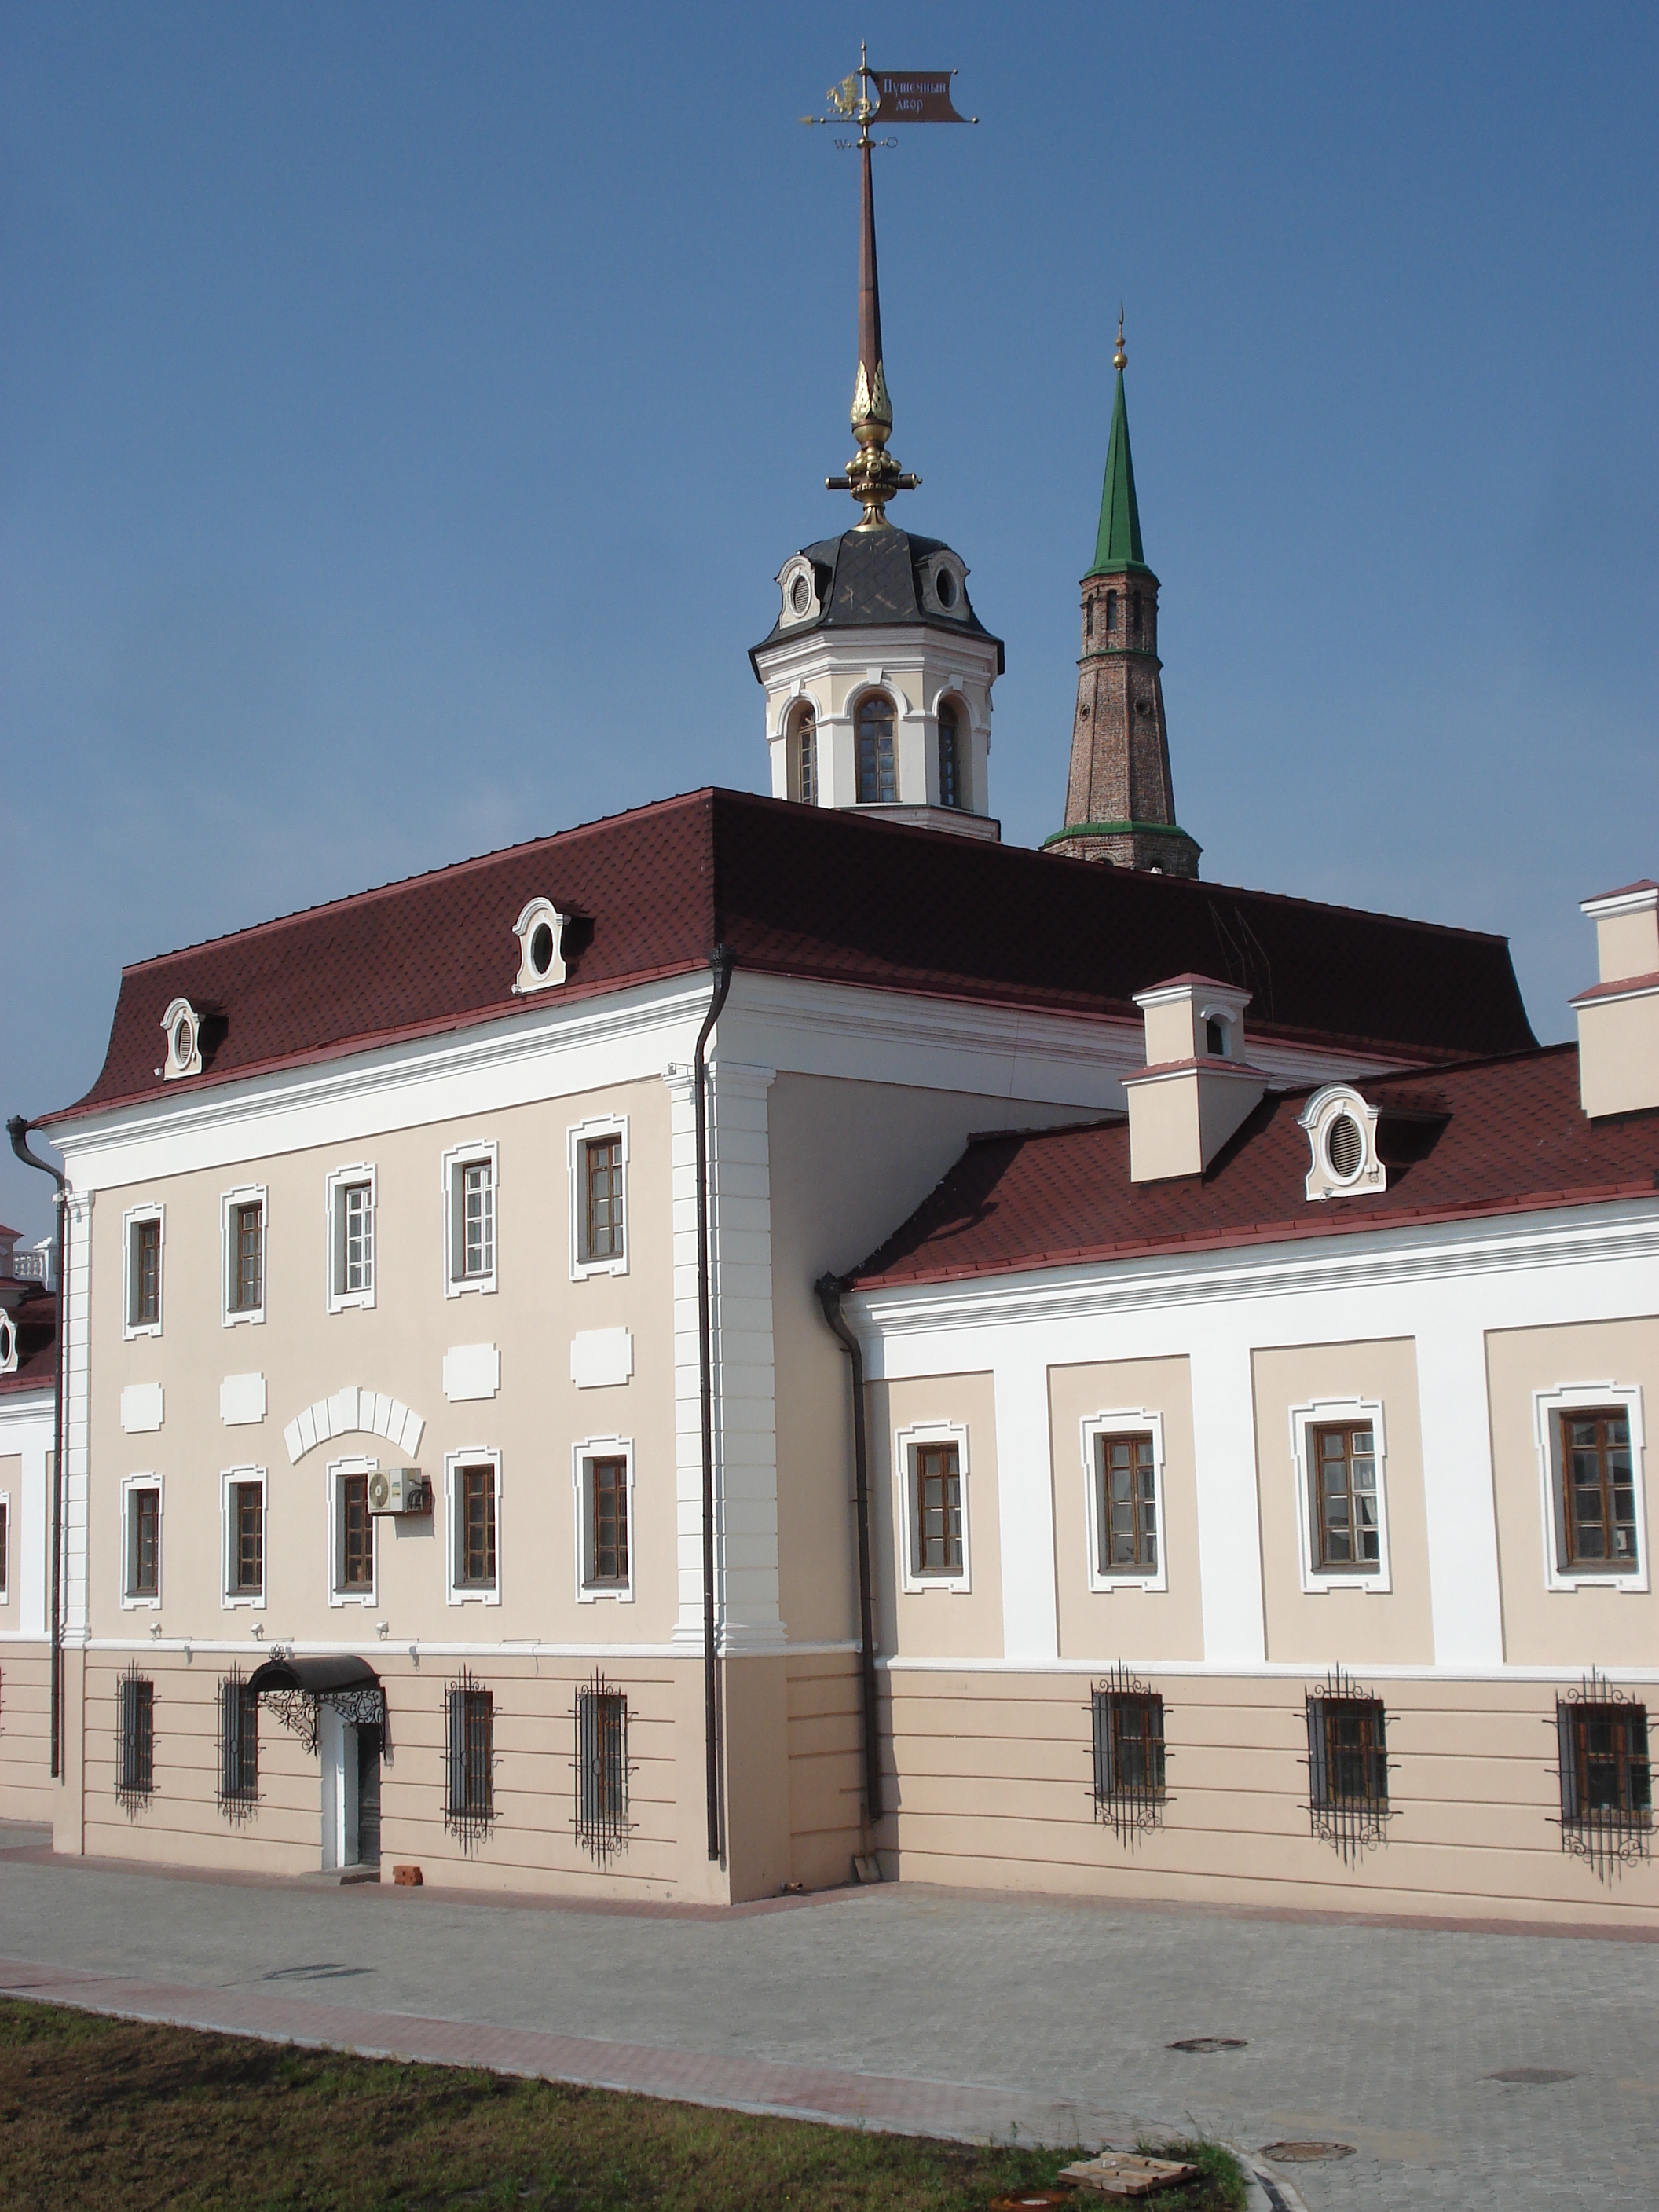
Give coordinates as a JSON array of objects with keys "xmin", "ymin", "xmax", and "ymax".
[
  {"xmin": 856, "ymin": 692, "xmax": 898, "ymax": 805},
  {"xmin": 511, "ymin": 899, "xmax": 567, "ymax": 995}
]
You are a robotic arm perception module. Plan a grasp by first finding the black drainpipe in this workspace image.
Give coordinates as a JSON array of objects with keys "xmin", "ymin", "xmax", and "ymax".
[
  {"xmin": 693, "ymin": 947, "xmax": 734, "ymax": 1862},
  {"xmin": 814, "ymin": 1273, "xmax": 882, "ymax": 1827},
  {"xmin": 7, "ymin": 1119, "xmax": 68, "ymax": 1782}
]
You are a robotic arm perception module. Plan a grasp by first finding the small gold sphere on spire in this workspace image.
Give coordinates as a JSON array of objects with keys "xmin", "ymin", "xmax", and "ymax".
[{"xmin": 1113, "ymin": 306, "xmax": 1126, "ymax": 372}]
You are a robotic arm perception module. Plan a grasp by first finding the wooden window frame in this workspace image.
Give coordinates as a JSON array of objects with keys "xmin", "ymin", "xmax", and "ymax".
[
  {"xmin": 220, "ymin": 1469, "xmax": 266, "ymax": 1610},
  {"xmin": 117, "ymin": 1671, "xmax": 155, "ymax": 1800},
  {"xmin": 573, "ymin": 1438, "xmax": 635, "ymax": 1603},
  {"xmin": 790, "ymin": 702, "xmax": 817, "ymax": 805},
  {"xmin": 325, "ymin": 1164, "xmax": 377, "ymax": 1313},
  {"xmin": 567, "ymin": 1119, "xmax": 629, "ymax": 1280},
  {"xmin": 0, "ymin": 1493, "xmax": 9, "ymax": 1605},
  {"xmin": 1290, "ymin": 1398, "xmax": 1392, "ymax": 1594},
  {"xmin": 1310, "ymin": 1422, "xmax": 1382, "ymax": 1575},
  {"xmin": 327, "ymin": 1458, "xmax": 377, "ymax": 1607},
  {"xmin": 220, "ymin": 1185, "xmax": 267, "ymax": 1328},
  {"xmin": 121, "ymin": 1476, "xmax": 162, "ymax": 1609},
  {"xmin": 895, "ymin": 1422, "xmax": 972, "ymax": 1593},
  {"xmin": 856, "ymin": 692, "xmax": 898, "ymax": 805},
  {"xmin": 123, "ymin": 1205, "xmax": 164, "ymax": 1337},
  {"xmin": 1558, "ymin": 1697, "xmax": 1652, "ymax": 1826},
  {"xmin": 1533, "ymin": 1384, "xmax": 1648, "ymax": 1592},
  {"xmin": 441, "ymin": 1140, "xmax": 498, "ymax": 1298},
  {"xmin": 445, "ymin": 1452, "xmax": 501, "ymax": 1604},
  {"xmin": 1092, "ymin": 1676, "xmax": 1168, "ymax": 1837},
  {"xmin": 582, "ymin": 1135, "xmax": 625, "ymax": 1266},
  {"xmin": 1082, "ymin": 1411, "xmax": 1168, "ymax": 1593}
]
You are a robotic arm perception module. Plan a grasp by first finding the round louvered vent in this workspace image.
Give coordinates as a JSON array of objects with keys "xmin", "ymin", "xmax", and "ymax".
[
  {"xmin": 789, "ymin": 573, "xmax": 810, "ymax": 614},
  {"xmin": 1326, "ymin": 1112, "xmax": 1364, "ymax": 1181}
]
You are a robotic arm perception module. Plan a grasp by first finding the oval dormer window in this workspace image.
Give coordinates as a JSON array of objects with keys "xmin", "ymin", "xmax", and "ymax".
[
  {"xmin": 789, "ymin": 573, "xmax": 811, "ymax": 615},
  {"xmin": 0, "ymin": 1309, "xmax": 16, "ymax": 1375},
  {"xmin": 511, "ymin": 898, "xmax": 568, "ymax": 996},
  {"xmin": 160, "ymin": 997, "xmax": 203, "ymax": 1081},
  {"xmin": 1298, "ymin": 1085, "xmax": 1386, "ymax": 1203},
  {"xmin": 936, "ymin": 567, "xmax": 958, "ymax": 610},
  {"xmin": 1325, "ymin": 1111, "xmax": 1365, "ymax": 1182}
]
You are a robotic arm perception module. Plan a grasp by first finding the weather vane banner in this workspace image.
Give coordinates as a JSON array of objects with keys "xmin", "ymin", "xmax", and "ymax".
[{"xmin": 870, "ymin": 72, "xmax": 972, "ymax": 123}]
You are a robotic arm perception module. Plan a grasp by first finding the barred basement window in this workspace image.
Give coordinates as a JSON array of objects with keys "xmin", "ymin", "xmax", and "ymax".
[
  {"xmin": 116, "ymin": 1668, "xmax": 155, "ymax": 1806},
  {"xmin": 1090, "ymin": 1667, "xmax": 1167, "ymax": 1841},
  {"xmin": 217, "ymin": 1667, "xmax": 258, "ymax": 1816},
  {"xmin": 1556, "ymin": 1676, "xmax": 1651, "ymax": 1879},
  {"xmin": 575, "ymin": 1672, "xmax": 630, "ymax": 1864},
  {"xmin": 1306, "ymin": 1669, "xmax": 1390, "ymax": 1862},
  {"xmin": 444, "ymin": 1670, "xmax": 494, "ymax": 1844}
]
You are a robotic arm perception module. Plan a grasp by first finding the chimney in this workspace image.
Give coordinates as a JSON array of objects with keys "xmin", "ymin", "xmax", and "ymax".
[
  {"xmin": 1125, "ymin": 975, "xmax": 1265, "ymax": 1181},
  {"xmin": 1571, "ymin": 881, "xmax": 1659, "ymax": 1119}
]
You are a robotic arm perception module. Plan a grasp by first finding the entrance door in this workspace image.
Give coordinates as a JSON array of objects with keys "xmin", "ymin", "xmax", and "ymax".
[{"xmin": 355, "ymin": 1723, "xmax": 383, "ymax": 1870}]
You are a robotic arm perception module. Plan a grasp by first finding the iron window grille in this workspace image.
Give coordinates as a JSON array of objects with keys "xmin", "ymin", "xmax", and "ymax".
[
  {"xmin": 444, "ymin": 1669, "xmax": 494, "ymax": 1844},
  {"xmin": 575, "ymin": 1672, "xmax": 630, "ymax": 1864},
  {"xmin": 1555, "ymin": 1675, "xmax": 1651, "ymax": 1879},
  {"xmin": 217, "ymin": 1665, "xmax": 258, "ymax": 1816},
  {"xmin": 116, "ymin": 1667, "xmax": 155, "ymax": 1806},
  {"xmin": 1090, "ymin": 1667, "xmax": 1168, "ymax": 1841},
  {"xmin": 583, "ymin": 1137, "xmax": 624, "ymax": 1263},
  {"xmin": 1306, "ymin": 1669, "xmax": 1390, "ymax": 1862}
]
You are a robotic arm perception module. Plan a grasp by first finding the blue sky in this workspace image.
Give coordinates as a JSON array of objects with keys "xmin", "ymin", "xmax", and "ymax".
[{"xmin": 3, "ymin": 2, "xmax": 1655, "ymax": 1240}]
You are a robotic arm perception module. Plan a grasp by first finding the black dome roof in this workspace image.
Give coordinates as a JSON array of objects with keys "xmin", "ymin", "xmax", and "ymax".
[{"xmin": 749, "ymin": 527, "xmax": 1004, "ymax": 677}]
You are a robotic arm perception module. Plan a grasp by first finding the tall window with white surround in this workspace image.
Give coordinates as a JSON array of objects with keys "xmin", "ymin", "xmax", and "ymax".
[
  {"xmin": 441, "ymin": 1141, "xmax": 498, "ymax": 1297},
  {"xmin": 327, "ymin": 1166, "xmax": 377, "ymax": 1312}
]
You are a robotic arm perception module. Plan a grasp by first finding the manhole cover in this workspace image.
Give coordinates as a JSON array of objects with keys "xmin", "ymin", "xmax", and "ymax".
[
  {"xmin": 1486, "ymin": 2067, "xmax": 1576, "ymax": 2085},
  {"xmin": 1169, "ymin": 2035, "xmax": 1247, "ymax": 2053},
  {"xmin": 1261, "ymin": 2141, "xmax": 1356, "ymax": 2163}
]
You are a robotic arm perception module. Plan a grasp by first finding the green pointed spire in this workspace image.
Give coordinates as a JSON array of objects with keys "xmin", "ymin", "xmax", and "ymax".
[{"xmin": 1086, "ymin": 321, "xmax": 1152, "ymax": 579}]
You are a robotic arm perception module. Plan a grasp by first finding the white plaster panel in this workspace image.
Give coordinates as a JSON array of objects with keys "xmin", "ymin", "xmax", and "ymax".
[
  {"xmin": 219, "ymin": 1372, "xmax": 267, "ymax": 1426},
  {"xmin": 571, "ymin": 1328, "xmax": 634, "ymax": 1390},
  {"xmin": 119, "ymin": 1382, "xmax": 163, "ymax": 1435},
  {"xmin": 442, "ymin": 1343, "xmax": 500, "ymax": 1403}
]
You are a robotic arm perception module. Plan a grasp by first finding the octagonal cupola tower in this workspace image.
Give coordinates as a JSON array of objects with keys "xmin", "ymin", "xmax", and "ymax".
[{"xmin": 749, "ymin": 112, "xmax": 1004, "ymax": 839}]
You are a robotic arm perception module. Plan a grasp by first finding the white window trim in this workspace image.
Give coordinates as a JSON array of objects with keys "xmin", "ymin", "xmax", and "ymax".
[
  {"xmin": 221, "ymin": 1182, "xmax": 268, "ymax": 1329},
  {"xmin": 894, "ymin": 1419, "xmax": 972, "ymax": 1595},
  {"xmin": 1533, "ymin": 1381, "xmax": 1649, "ymax": 1594},
  {"xmin": 0, "ymin": 1485, "xmax": 10, "ymax": 1607},
  {"xmin": 567, "ymin": 1115, "xmax": 630, "ymax": 1280},
  {"xmin": 441, "ymin": 1137, "xmax": 499, "ymax": 1298},
  {"xmin": 219, "ymin": 1466, "xmax": 267, "ymax": 1612},
  {"xmin": 121, "ymin": 1200, "xmax": 165, "ymax": 1340},
  {"xmin": 120, "ymin": 1472, "xmax": 163, "ymax": 1611},
  {"xmin": 1081, "ymin": 1408, "xmax": 1170, "ymax": 1594},
  {"xmin": 511, "ymin": 896, "xmax": 568, "ymax": 995},
  {"xmin": 1289, "ymin": 1397, "xmax": 1392, "ymax": 1594},
  {"xmin": 324, "ymin": 1162, "xmax": 378, "ymax": 1314},
  {"xmin": 445, "ymin": 1447, "xmax": 503, "ymax": 1606},
  {"xmin": 327, "ymin": 1454, "xmax": 379, "ymax": 1608},
  {"xmin": 572, "ymin": 1434, "xmax": 635, "ymax": 1604}
]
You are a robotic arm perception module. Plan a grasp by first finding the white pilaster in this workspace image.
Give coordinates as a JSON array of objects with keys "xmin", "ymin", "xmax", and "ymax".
[
  {"xmin": 1414, "ymin": 1307, "xmax": 1506, "ymax": 1667},
  {"xmin": 1187, "ymin": 1328, "xmax": 1269, "ymax": 1665},
  {"xmin": 992, "ymin": 1353, "xmax": 1059, "ymax": 1662},
  {"xmin": 62, "ymin": 1188, "xmax": 93, "ymax": 1645}
]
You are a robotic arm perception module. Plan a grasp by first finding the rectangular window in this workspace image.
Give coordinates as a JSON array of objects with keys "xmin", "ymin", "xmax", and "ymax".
[
  {"xmin": 1307, "ymin": 1693, "xmax": 1389, "ymax": 1810},
  {"xmin": 575, "ymin": 1679, "xmax": 628, "ymax": 1862},
  {"xmin": 1096, "ymin": 1432, "xmax": 1158, "ymax": 1574},
  {"xmin": 130, "ymin": 1485, "xmax": 160, "ymax": 1599},
  {"xmin": 129, "ymin": 1217, "xmax": 161, "ymax": 1328},
  {"xmin": 915, "ymin": 1441, "xmax": 963, "ymax": 1576},
  {"xmin": 1560, "ymin": 1411, "xmax": 1638, "ymax": 1570},
  {"xmin": 218, "ymin": 1672, "xmax": 258, "ymax": 1809},
  {"xmin": 117, "ymin": 1673, "xmax": 155, "ymax": 1799},
  {"xmin": 1558, "ymin": 1698, "xmax": 1651, "ymax": 1823},
  {"xmin": 590, "ymin": 1456, "xmax": 628, "ymax": 1585},
  {"xmin": 445, "ymin": 1677, "xmax": 493, "ymax": 1829},
  {"xmin": 460, "ymin": 1464, "xmax": 496, "ymax": 1589},
  {"xmin": 229, "ymin": 1202, "xmax": 263, "ymax": 1314},
  {"xmin": 1311, "ymin": 1423, "xmax": 1380, "ymax": 1573},
  {"xmin": 1092, "ymin": 1683, "xmax": 1166, "ymax": 1815},
  {"xmin": 583, "ymin": 1137, "xmax": 624, "ymax": 1263},
  {"xmin": 341, "ymin": 1472, "xmax": 373, "ymax": 1591},
  {"xmin": 463, "ymin": 1163, "xmax": 493, "ymax": 1277},
  {"xmin": 0, "ymin": 1500, "xmax": 7, "ymax": 1600},
  {"xmin": 445, "ymin": 1145, "xmax": 498, "ymax": 1292},
  {"xmin": 233, "ymin": 1481, "xmax": 263, "ymax": 1597},
  {"xmin": 339, "ymin": 1180, "xmax": 374, "ymax": 1297}
]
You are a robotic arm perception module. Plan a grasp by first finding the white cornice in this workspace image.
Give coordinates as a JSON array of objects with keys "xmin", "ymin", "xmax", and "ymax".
[{"xmin": 848, "ymin": 1198, "xmax": 1659, "ymax": 1339}]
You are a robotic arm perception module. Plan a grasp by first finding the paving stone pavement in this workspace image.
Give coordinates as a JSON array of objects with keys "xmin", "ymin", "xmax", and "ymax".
[{"xmin": 0, "ymin": 1833, "xmax": 1653, "ymax": 2210}]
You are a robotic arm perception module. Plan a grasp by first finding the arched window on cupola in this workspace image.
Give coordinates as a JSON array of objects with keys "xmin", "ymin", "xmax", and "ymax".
[
  {"xmin": 1104, "ymin": 589, "xmax": 1118, "ymax": 634},
  {"xmin": 789, "ymin": 703, "xmax": 817, "ymax": 805},
  {"xmin": 937, "ymin": 701, "xmax": 964, "ymax": 811},
  {"xmin": 857, "ymin": 694, "xmax": 897, "ymax": 804}
]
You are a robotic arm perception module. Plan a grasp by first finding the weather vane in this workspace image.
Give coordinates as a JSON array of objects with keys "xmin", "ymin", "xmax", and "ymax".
[{"xmin": 803, "ymin": 46, "xmax": 976, "ymax": 529}]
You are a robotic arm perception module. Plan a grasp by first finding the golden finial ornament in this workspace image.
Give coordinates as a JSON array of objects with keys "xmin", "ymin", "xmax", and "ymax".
[{"xmin": 1114, "ymin": 308, "xmax": 1126, "ymax": 372}]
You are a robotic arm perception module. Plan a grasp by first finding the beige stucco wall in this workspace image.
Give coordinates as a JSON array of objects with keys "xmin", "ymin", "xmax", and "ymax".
[
  {"xmin": 866, "ymin": 1371, "xmax": 1004, "ymax": 1659},
  {"xmin": 767, "ymin": 1074, "xmax": 1079, "ymax": 1648},
  {"xmin": 1576, "ymin": 994, "xmax": 1659, "ymax": 1118},
  {"xmin": 90, "ymin": 1073, "xmax": 676, "ymax": 1650},
  {"xmin": 1048, "ymin": 1357, "xmax": 1204, "ymax": 1663},
  {"xmin": 1251, "ymin": 1339, "xmax": 1434, "ymax": 1665},
  {"xmin": 878, "ymin": 1667, "xmax": 1659, "ymax": 1928},
  {"xmin": 0, "ymin": 1641, "xmax": 53, "ymax": 1822},
  {"xmin": 1485, "ymin": 1313, "xmax": 1659, "ymax": 1668}
]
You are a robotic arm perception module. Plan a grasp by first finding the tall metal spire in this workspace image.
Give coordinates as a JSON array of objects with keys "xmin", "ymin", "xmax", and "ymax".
[{"xmin": 1088, "ymin": 315, "xmax": 1150, "ymax": 578}]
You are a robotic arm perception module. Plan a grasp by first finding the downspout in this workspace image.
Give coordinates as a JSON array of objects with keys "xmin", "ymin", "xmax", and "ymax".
[
  {"xmin": 814, "ymin": 1274, "xmax": 881, "ymax": 1827},
  {"xmin": 693, "ymin": 947, "xmax": 734, "ymax": 1861},
  {"xmin": 7, "ymin": 1119, "xmax": 67, "ymax": 1782}
]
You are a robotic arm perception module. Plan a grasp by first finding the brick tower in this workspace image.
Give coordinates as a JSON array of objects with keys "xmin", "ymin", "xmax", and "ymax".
[{"xmin": 1046, "ymin": 324, "xmax": 1200, "ymax": 877}]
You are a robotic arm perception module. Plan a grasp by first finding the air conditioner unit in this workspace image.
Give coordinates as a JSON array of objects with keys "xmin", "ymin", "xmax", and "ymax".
[{"xmin": 368, "ymin": 1467, "xmax": 430, "ymax": 1516}]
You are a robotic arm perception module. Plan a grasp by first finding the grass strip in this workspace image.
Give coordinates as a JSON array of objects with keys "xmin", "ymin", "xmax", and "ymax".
[{"xmin": 0, "ymin": 1996, "xmax": 1244, "ymax": 2211}]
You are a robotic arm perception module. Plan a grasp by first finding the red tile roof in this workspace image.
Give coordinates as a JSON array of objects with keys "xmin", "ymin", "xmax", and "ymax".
[
  {"xmin": 49, "ymin": 789, "xmax": 1536, "ymax": 1125},
  {"xmin": 849, "ymin": 1046, "xmax": 1659, "ymax": 1289},
  {"xmin": 0, "ymin": 1287, "xmax": 57, "ymax": 1397}
]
